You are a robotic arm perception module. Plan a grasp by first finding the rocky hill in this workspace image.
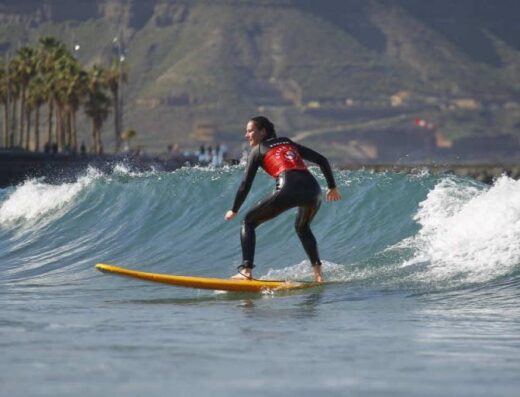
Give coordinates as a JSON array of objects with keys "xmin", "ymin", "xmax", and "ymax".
[{"xmin": 1, "ymin": 0, "xmax": 519, "ymax": 159}]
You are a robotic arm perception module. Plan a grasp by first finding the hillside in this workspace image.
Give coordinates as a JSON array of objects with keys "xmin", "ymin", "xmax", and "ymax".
[{"xmin": 0, "ymin": 0, "xmax": 519, "ymax": 160}]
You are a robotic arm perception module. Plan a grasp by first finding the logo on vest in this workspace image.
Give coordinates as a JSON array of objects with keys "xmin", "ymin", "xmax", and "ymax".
[
  {"xmin": 272, "ymin": 146, "xmax": 298, "ymax": 162},
  {"xmin": 284, "ymin": 150, "xmax": 297, "ymax": 161}
]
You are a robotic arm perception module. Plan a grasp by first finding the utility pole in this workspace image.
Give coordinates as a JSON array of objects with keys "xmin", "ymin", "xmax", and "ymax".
[
  {"xmin": 118, "ymin": 44, "xmax": 125, "ymax": 153},
  {"xmin": 3, "ymin": 52, "xmax": 10, "ymax": 148},
  {"xmin": 113, "ymin": 34, "xmax": 125, "ymax": 153}
]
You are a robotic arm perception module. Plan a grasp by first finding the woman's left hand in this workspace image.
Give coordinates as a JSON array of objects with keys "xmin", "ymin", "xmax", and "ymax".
[{"xmin": 326, "ymin": 188, "xmax": 342, "ymax": 202}]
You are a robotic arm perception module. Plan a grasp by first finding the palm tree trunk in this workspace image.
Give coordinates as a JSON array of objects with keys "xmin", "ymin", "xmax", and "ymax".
[
  {"xmin": 35, "ymin": 106, "xmax": 40, "ymax": 152},
  {"xmin": 61, "ymin": 108, "xmax": 67, "ymax": 151},
  {"xmin": 10, "ymin": 98, "xmax": 17, "ymax": 148},
  {"xmin": 60, "ymin": 108, "xmax": 66, "ymax": 151},
  {"xmin": 95, "ymin": 119, "xmax": 103, "ymax": 155},
  {"xmin": 91, "ymin": 121, "xmax": 97, "ymax": 154},
  {"xmin": 71, "ymin": 110, "xmax": 77, "ymax": 152},
  {"xmin": 19, "ymin": 86, "xmax": 26, "ymax": 147},
  {"xmin": 66, "ymin": 110, "xmax": 72, "ymax": 150},
  {"xmin": 47, "ymin": 99, "xmax": 53, "ymax": 150},
  {"xmin": 55, "ymin": 104, "xmax": 61, "ymax": 151},
  {"xmin": 25, "ymin": 107, "xmax": 31, "ymax": 151},
  {"xmin": 113, "ymin": 87, "xmax": 120, "ymax": 152},
  {"xmin": 3, "ymin": 102, "xmax": 9, "ymax": 147}
]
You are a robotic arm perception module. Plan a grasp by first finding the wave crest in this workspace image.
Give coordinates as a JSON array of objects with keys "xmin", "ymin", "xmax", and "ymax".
[
  {"xmin": 0, "ymin": 167, "xmax": 102, "ymax": 225},
  {"xmin": 401, "ymin": 175, "xmax": 520, "ymax": 283}
]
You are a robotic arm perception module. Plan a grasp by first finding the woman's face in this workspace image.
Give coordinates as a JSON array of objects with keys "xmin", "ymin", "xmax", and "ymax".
[{"xmin": 245, "ymin": 121, "xmax": 265, "ymax": 146}]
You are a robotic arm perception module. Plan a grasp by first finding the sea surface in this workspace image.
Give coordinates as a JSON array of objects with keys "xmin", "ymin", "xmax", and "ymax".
[{"xmin": 1, "ymin": 164, "xmax": 519, "ymax": 396}]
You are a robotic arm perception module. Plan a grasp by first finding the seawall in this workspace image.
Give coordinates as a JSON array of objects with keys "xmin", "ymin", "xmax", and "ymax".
[
  {"xmin": 0, "ymin": 149, "xmax": 184, "ymax": 188},
  {"xmin": 340, "ymin": 164, "xmax": 520, "ymax": 184}
]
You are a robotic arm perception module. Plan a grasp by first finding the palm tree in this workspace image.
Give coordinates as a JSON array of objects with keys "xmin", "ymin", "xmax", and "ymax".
[
  {"xmin": 53, "ymin": 55, "xmax": 76, "ymax": 151},
  {"xmin": 104, "ymin": 58, "xmax": 128, "ymax": 152},
  {"xmin": 11, "ymin": 46, "xmax": 37, "ymax": 148},
  {"xmin": 27, "ymin": 76, "xmax": 46, "ymax": 151},
  {"xmin": 1, "ymin": 36, "xmax": 135, "ymax": 154},
  {"xmin": 37, "ymin": 36, "xmax": 68, "ymax": 151},
  {"xmin": 65, "ymin": 65, "xmax": 89, "ymax": 152},
  {"xmin": 56, "ymin": 57, "xmax": 89, "ymax": 152},
  {"xmin": 7, "ymin": 60, "xmax": 20, "ymax": 148},
  {"xmin": 0, "ymin": 62, "xmax": 9, "ymax": 147},
  {"xmin": 85, "ymin": 65, "xmax": 111, "ymax": 154}
]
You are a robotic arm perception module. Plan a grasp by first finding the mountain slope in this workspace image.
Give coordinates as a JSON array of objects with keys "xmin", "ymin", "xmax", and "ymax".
[{"xmin": 0, "ymin": 0, "xmax": 519, "ymax": 157}]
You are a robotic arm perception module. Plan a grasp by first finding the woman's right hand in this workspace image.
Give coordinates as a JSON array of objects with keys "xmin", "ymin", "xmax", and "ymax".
[{"xmin": 326, "ymin": 188, "xmax": 342, "ymax": 202}]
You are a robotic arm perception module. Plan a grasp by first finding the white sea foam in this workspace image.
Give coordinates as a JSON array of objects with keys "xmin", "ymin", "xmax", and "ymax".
[
  {"xmin": 402, "ymin": 175, "xmax": 520, "ymax": 283},
  {"xmin": 263, "ymin": 260, "xmax": 347, "ymax": 281},
  {"xmin": 0, "ymin": 168, "xmax": 101, "ymax": 224},
  {"xmin": 112, "ymin": 163, "xmax": 158, "ymax": 177},
  {"xmin": 112, "ymin": 163, "xmax": 137, "ymax": 176}
]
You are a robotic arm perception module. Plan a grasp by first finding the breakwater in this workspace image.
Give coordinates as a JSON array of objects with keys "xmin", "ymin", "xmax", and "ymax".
[
  {"xmin": 0, "ymin": 149, "xmax": 185, "ymax": 188},
  {"xmin": 340, "ymin": 163, "xmax": 520, "ymax": 184}
]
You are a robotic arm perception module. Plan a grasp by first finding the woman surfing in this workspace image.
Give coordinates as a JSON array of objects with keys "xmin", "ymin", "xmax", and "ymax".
[{"xmin": 224, "ymin": 116, "xmax": 341, "ymax": 282}]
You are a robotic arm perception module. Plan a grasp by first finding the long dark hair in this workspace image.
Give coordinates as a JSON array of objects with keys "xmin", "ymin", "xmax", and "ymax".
[{"xmin": 250, "ymin": 116, "xmax": 277, "ymax": 140}]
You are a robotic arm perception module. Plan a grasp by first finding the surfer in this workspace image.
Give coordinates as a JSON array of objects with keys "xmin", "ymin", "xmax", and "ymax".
[{"xmin": 224, "ymin": 116, "xmax": 341, "ymax": 282}]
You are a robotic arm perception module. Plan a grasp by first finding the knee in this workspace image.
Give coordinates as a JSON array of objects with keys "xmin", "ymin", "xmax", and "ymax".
[
  {"xmin": 295, "ymin": 223, "xmax": 309, "ymax": 237},
  {"xmin": 242, "ymin": 216, "xmax": 258, "ymax": 230}
]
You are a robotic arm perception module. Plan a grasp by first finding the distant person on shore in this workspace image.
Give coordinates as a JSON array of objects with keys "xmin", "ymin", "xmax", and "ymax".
[
  {"xmin": 168, "ymin": 143, "xmax": 183, "ymax": 162},
  {"xmin": 212, "ymin": 143, "xmax": 228, "ymax": 166},
  {"xmin": 220, "ymin": 143, "xmax": 228, "ymax": 163},
  {"xmin": 213, "ymin": 144, "xmax": 221, "ymax": 167},
  {"xmin": 198, "ymin": 145, "xmax": 206, "ymax": 164},
  {"xmin": 224, "ymin": 116, "xmax": 341, "ymax": 282},
  {"xmin": 207, "ymin": 146, "xmax": 213, "ymax": 164}
]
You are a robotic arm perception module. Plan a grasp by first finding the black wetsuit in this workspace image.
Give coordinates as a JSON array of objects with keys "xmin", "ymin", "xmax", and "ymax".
[{"xmin": 231, "ymin": 137, "xmax": 337, "ymax": 269}]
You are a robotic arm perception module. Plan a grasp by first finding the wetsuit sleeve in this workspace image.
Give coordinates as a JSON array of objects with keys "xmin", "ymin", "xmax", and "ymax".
[
  {"xmin": 293, "ymin": 141, "xmax": 337, "ymax": 189},
  {"xmin": 231, "ymin": 147, "xmax": 261, "ymax": 212}
]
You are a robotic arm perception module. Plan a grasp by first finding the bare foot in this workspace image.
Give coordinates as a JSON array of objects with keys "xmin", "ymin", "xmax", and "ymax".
[
  {"xmin": 231, "ymin": 269, "xmax": 252, "ymax": 280},
  {"xmin": 312, "ymin": 265, "xmax": 323, "ymax": 283}
]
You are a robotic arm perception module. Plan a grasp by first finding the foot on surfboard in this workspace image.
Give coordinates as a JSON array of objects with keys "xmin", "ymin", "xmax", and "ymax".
[
  {"xmin": 313, "ymin": 265, "xmax": 323, "ymax": 283},
  {"xmin": 231, "ymin": 266, "xmax": 252, "ymax": 280},
  {"xmin": 230, "ymin": 272, "xmax": 252, "ymax": 280}
]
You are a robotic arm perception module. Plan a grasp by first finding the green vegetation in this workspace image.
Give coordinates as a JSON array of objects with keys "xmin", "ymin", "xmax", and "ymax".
[{"xmin": 0, "ymin": 36, "xmax": 126, "ymax": 154}]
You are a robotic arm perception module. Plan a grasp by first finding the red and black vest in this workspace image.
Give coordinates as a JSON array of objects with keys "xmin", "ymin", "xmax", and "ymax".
[{"xmin": 262, "ymin": 143, "xmax": 307, "ymax": 178}]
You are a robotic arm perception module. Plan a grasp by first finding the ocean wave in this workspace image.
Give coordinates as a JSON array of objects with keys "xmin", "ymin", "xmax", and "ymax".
[
  {"xmin": 0, "ymin": 167, "xmax": 102, "ymax": 226},
  {"xmin": 1, "ymin": 167, "xmax": 518, "ymax": 293},
  {"xmin": 399, "ymin": 175, "xmax": 520, "ymax": 285}
]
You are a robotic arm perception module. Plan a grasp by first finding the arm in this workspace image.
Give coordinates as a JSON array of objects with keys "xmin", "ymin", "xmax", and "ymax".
[
  {"xmin": 293, "ymin": 141, "xmax": 336, "ymax": 187},
  {"xmin": 293, "ymin": 141, "xmax": 342, "ymax": 202},
  {"xmin": 225, "ymin": 147, "xmax": 260, "ymax": 220}
]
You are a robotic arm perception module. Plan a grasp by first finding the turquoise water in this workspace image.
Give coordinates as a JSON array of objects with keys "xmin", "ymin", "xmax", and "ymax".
[{"xmin": 1, "ymin": 165, "xmax": 519, "ymax": 396}]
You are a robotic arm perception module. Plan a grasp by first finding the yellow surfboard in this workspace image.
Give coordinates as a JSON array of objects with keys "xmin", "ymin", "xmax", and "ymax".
[{"xmin": 95, "ymin": 263, "xmax": 316, "ymax": 293}]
